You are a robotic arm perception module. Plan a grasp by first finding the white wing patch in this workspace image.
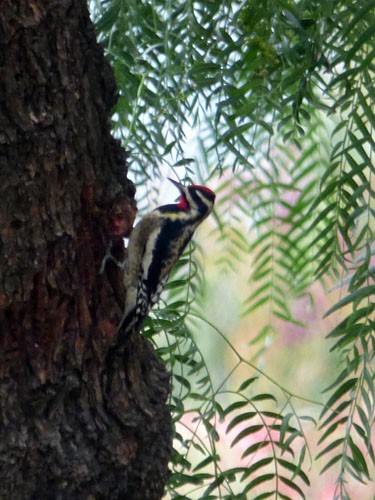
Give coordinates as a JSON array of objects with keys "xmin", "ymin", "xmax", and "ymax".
[{"xmin": 141, "ymin": 227, "xmax": 162, "ymax": 279}]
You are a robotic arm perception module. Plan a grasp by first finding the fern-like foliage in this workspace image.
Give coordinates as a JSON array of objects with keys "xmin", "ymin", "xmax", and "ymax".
[
  {"xmin": 91, "ymin": 0, "xmax": 375, "ymax": 497},
  {"xmin": 134, "ymin": 244, "xmax": 315, "ymax": 499},
  {"xmin": 309, "ymin": 4, "xmax": 375, "ymax": 496}
]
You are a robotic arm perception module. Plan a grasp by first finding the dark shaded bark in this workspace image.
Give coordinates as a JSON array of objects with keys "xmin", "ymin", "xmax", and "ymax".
[{"xmin": 0, "ymin": 1, "xmax": 172, "ymax": 498}]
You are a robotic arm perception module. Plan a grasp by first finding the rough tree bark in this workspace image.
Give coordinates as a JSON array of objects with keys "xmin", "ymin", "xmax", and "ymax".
[{"xmin": 0, "ymin": 1, "xmax": 172, "ymax": 498}]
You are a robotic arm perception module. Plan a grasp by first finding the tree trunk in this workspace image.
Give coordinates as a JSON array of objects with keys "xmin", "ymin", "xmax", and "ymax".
[{"xmin": 0, "ymin": 1, "xmax": 172, "ymax": 498}]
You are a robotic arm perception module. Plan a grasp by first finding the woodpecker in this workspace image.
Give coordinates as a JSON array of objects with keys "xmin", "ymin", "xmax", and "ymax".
[{"xmin": 118, "ymin": 178, "xmax": 216, "ymax": 339}]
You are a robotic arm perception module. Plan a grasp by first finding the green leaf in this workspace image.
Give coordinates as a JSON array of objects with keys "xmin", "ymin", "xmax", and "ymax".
[
  {"xmin": 226, "ymin": 412, "xmax": 257, "ymax": 433},
  {"xmin": 320, "ymin": 454, "xmax": 342, "ymax": 475},
  {"xmin": 316, "ymin": 438, "xmax": 345, "ymax": 459},
  {"xmin": 279, "ymin": 475, "xmax": 305, "ymax": 499},
  {"xmin": 239, "ymin": 376, "xmax": 258, "ymax": 391},
  {"xmin": 243, "ymin": 474, "xmax": 275, "ymax": 494},
  {"xmin": 245, "ymin": 458, "xmax": 273, "ymax": 476},
  {"xmin": 230, "ymin": 425, "xmax": 264, "ymax": 447},
  {"xmin": 324, "ymin": 286, "xmax": 375, "ymax": 317},
  {"xmin": 277, "ymin": 458, "xmax": 310, "ymax": 486},
  {"xmin": 348, "ymin": 437, "xmax": 370, "ymax": 478},
  {"xmin": 320, "ymin": 378, "xmax": 357, "ymax": 419},
  {"xmin": 250, "ymin": 394, "xmax": 277, "ymax": 404},
  {"xmin": 241, "ymin": 440, "xmax": 270, "ymax": 459},
  {"xmin": 224, "ymin": 401, "xmax": 248, "ymax": 416}
]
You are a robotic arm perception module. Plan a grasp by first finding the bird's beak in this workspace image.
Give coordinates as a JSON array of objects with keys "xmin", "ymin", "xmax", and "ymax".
[{"xmin": 168, "ymin": 177, "xmax": 185, "ymax": 193}]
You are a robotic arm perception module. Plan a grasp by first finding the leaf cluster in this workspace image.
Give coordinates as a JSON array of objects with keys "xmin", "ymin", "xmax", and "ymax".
[{"xmin": 92, "ymin": 0, "xmax": 375, "ymax": 497}]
